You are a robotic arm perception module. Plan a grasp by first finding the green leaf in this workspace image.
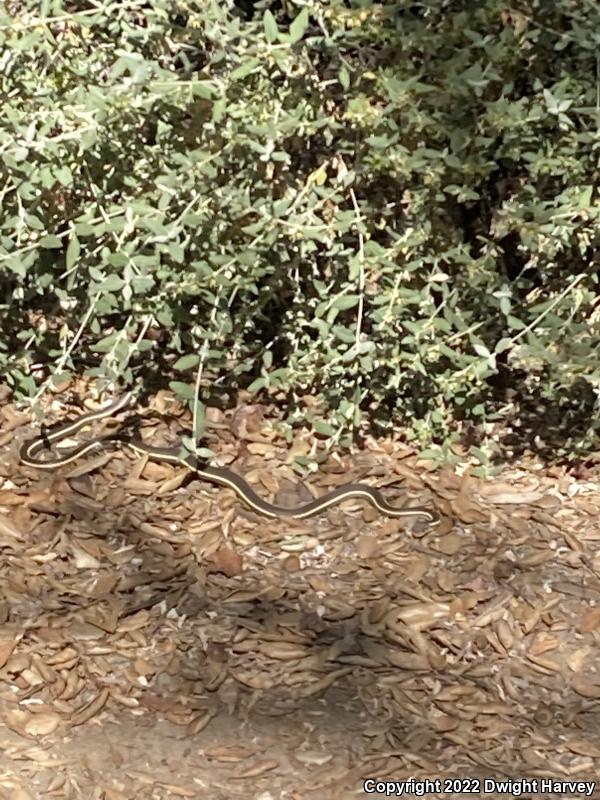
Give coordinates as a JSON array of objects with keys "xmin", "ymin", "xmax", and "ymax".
[
  {"xmin": 93, "ymin": 333, "xmax": 118, "ymax": 353},
  {"xmin": 40, "ymin": 235, "xmax": 62, "ymax": 249},
  {"xmin": 247, "ymin": 377, "xmax": 266, "ymax": 392},
  {"xmin": 191, "ymin": 81, "xmax": 218, "ymax": 99},
  {"xmin": 192, "ymin": 402, "xmax": 206, "ymax": 441},
  {"xmin": 332, "ymin": 325, "xmax": 355, "ymax": 343},
  {"xmin": 99, "ymin": 275, "xmax": 125, "ymax": 292},
  {"xmin": 312, "ymin": 419, "xmax": 336, "ymax": 436},
  {"xmin": 168, "ymin": 381, "xmax": 195, "ymax": 400},
  {"xmin": 4, "ymin": 254, "xmax": 27, "ymax": 278},
  {"xmin": 230, "ymin": 58, "xmax": 260, "ymax": 81},
  {"xmin": 473, "ymin": 343, "xmax": 491, "ymax": 358},
  {"xmin": 289, "ymin": 8, "xmax": 309, "ymax": 43},
  {"xmin": 173, "ymin": 354, "xmax": 200, "ymax": 370},
  {"xmin": 418, "ymin": 447, "xmax": 442, "ymax": 461},
  {"xmin": 495, "ymin": 337, "xmax": 512, "ymax": 353},
  {"xmin": 55, "ymin": 165, "xmax": 73, "ymax": 187},
  {"xmin": 331, "ymin": 295, "xmax": 360, "ymax": 310},
  {"xmin": 469, "ymin": 446, "xmax": 490, "ymax": 464},
  {"xmin": 339, "ymin": 65, "xmax": 350, "ymax": 90},
  {"xmin": 577, "ymin": 185, "xmax": 593, "ymax": 208},
  {"xmin": 311, "ymin": 318, "xmax": 329, "ymax": 336},
  {"xmin": 66, "ymin": 233, "xmax": 80, "ymax": 270},
  {"xmin": 263, "ymin": 9, "xmax": 278, "ymax": 42},
  {"xmin": 507, "ymin": 315, "xmax": 526, "ymax": 331}
]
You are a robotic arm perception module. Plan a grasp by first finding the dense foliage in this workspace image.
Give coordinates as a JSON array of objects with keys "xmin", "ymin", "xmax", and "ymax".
[{"xmin": 1, "ymin": 0, "xmax": 599, "ymax": 468}]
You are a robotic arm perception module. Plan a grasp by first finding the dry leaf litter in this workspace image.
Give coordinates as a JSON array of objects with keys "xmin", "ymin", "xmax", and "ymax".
[{"xmin": 0, "ymin": 388, "xmax": 599, "ymax": 799}]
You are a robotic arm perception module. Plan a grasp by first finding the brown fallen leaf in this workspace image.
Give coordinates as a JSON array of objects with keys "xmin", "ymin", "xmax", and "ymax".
[
  {"xmin": 0, "ymin": 490, "xmax": 24, "ymax": 505},
  {"xmin": 0, "ymin": 634, "xmax": 19, "ymax": 668},
  {"xmin": 432, "ymin": 532, "xmax": 464, "ymax": 556},
  {"xmin": 203, "ymin": 744, "xmax": 255, "ymax": 762},
  {"xmin": 4, "ymin": 709, "xmax": 32, "ymax": 738},
  {"xmin": 0, "ymin": 511, "xmax": 26, "ymax": 540},
  {"xmin": 564, "ymin": 739, "xmax": 600, "ymax": 758},
  {"xmin": 157, "ymin": 784, "xmax": 197, "ymax": 798},
  {"xmin": 578, "ymin": 608, "xmax": 600, "ymax": 633},
  {"xmin": 259, "ymin": 641, "xmax": 308, "ymax": 660},
  {"xmin": 70, "ymin": 687, "xmax": 109, "ymax": 726},
  {"xmin": 24, "ymin": 711, "xmax": 62, "ymax": 737},
  {"xmin": 571, "ymin": 677, "xmax": 600, "ymax": 699},
  {"xmin": 235, "ymin": 759, "xmax": 279, "ymax": 779},
  {"xmin": 209, "ymin": 546, "xmax": 243, "ymax": 577},
  {"xmin": 186, "ymin": 710, "xmax": 217, "ymax": 735}
]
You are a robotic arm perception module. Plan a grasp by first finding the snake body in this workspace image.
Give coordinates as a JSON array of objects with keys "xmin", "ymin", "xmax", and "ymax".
[{"xmin": 19, "ymin": 395, "xmax": 439, "ymax": 524}]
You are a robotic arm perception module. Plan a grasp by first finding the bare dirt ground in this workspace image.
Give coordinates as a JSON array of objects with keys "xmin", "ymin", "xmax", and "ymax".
[{"xmin": 1, "ymin": 391, "xmax": 600, "ymax": 799}]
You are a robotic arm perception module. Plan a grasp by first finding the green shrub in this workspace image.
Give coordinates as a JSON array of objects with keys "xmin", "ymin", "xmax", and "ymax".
[{"xmin": 1, "ymin": 0, "xmax": 599, "ymax": 469}]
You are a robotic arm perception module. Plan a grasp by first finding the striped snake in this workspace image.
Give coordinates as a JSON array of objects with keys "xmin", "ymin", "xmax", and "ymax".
[{"xmin": 19, "ymin": 394, "xmax": 439, "ymax": 524}]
